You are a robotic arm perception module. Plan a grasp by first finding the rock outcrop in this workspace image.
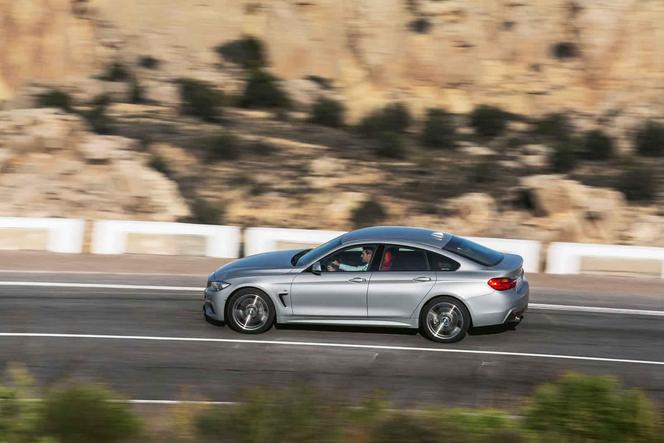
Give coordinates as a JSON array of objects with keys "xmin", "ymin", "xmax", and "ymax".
[
  {"xmin": 2, "ymin": 0, "xmax": 664, "ymax": 123},
  {"xmin": 0, "ymin": 108, "xmax": 189, "ymax": 221}
]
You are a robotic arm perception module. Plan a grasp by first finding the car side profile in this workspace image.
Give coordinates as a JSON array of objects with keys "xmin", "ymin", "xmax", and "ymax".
[{"xmin": 203, "ymin": 226, "xmax": 529, "ymax": 343}]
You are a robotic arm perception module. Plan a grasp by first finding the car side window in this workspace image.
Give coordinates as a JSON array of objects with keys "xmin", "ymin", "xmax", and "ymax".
[
  {"xmin": 321, "ymin": 244, "xmax": 377, "ymax": 272},
  {"xmin": 427, "ymin": 251, "xmax": 460, "ymax": 272},
  {"xmin": 379, "ymin": 245, "xmax": 430, "ymax": 271}
]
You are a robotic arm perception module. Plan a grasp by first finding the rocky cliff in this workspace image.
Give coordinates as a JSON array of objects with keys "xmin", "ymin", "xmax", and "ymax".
[{"xmin": 2, "ymin": 0, "xmax": 664, "ymax": 120}]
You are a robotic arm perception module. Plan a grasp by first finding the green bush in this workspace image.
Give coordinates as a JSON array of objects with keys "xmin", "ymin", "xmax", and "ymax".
[
  {"xmin": 177, "ymin": 78, "xmax": 224, "ymax": 122},
  {"xmin": 98, "ymin": 62, "xmax": 130, "ymax": 82},
  {"xmin": 470, "ymin": 105, "xmax": 510, "ymax": 138},
  {"xmin": 0, "ymin": 365, "xmax": 42, "ymax": 443},
  {"xmin": 138, "ymin": 55, "xmax": 160, "ymax": 70},
  {"xmin": 195, "ymin": 387, "xmax": 344, "ymax": 443},
  {"xmin": 357, "ymin": 102, "xmax": 411, "ymax": 138},
  {"xmin": 525, "ymin": 373, "xmax": 659, "ymax": 443},
  {"xmin": 534, "ymin": 112, "xmax": 573, "ymax": 141},
  {"xmin": 375, "ymin": 131, "xmax": 405, "ymax": 159},
  {"xmin": 408, "ymin": 17, "xmax": 432, "ymax": 33},
  {"xmin": 368, "ymin": 413, "xmax": 440, "ymax": 443},
  {"xmin": 203, "ymin": 133, "xmax": 240, "ymax": 161},
  {"xmin": 581, "ymin": 129, "xmax": 614, "ymax": 160},
  {"xmin": 615, "ymin": 163, "xmax": 658, "ymax": 202},
  {"xmin": 216, "ymin": 36, "xmax": 267, "ymax": 69},
  {"xmin": 240, "ymin": 70, "xmax": 290, "ymax": 109},
  {"xmin": 635, "ymin": 120, "xmax": 664, "ymax": 157},
  {"xmin": 309, "ymin": 97, "xmax": 345, "ymax": 128},
  {"xmin": 41, "ymin": 385, "xmax": 141, "ymax": 443},
  {"xmin": 350, "ymin": 199, "xmax": 387, "ymax": 228},
  {"xmin": 37, "ymin": 89, "xmax": 73, "ymax": 112},
  {"xmin": 421, "ymin": 108, "xmax": 456, "ymax": 149}
]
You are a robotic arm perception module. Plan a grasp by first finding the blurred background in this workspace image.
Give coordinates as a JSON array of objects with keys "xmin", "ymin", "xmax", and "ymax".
[{"xmin": 1, "ymin": 1, "xmax": 663, "ymax": 442}]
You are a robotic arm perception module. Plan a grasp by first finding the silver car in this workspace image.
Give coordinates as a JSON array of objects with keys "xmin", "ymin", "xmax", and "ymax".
[{"xmin": 203, "ymin": 226, "xmax": 529, "ymax": 343}]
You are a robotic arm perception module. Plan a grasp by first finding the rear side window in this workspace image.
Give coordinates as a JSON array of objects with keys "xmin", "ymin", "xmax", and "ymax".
[
  {"xmin": 380, "ymin": 245, "xmax": 430, "ymax": 271},
  {"xmin": 443, "ymin": 236, "xmax": 503, "ymax": 267},
  {"xmin": 427, "ymin": 252, "xmax": 460, "ymax": 272}
]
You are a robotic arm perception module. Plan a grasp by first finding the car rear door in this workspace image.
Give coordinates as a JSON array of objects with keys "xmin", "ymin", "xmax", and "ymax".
[{"xmin": 367, "ymin": 245, "xmax": 436, "ymax": 318}]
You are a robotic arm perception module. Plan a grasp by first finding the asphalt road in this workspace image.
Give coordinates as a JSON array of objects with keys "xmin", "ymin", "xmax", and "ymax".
[{"xmin": 0, "ymin": 271, "xmax": 662, "ymax": 409}]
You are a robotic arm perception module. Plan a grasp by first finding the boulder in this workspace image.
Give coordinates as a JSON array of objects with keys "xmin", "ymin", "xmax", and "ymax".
[{"xmin": 447, "ymin": 193, "xmax": 497, "ymax": 233}]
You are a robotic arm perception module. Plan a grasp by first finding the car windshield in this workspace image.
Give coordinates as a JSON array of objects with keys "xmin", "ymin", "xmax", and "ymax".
[
  {"xmin": 443, "ymin": 236, "xmax": 504, "ymax": 267},
  {"xmin": 295, "ymin": 236, "xmax": 343, "ymax": 267}
]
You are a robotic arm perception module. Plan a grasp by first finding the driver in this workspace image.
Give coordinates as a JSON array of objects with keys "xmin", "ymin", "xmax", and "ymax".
[{"xmin": 327, "ymin": 246, "xmax": 374, "ymax": 272}]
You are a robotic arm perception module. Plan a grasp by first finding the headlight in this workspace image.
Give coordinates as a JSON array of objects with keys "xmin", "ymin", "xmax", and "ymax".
[{"xmin": 207, "ymin": 281, "xmax": 231, "ymax": 291}]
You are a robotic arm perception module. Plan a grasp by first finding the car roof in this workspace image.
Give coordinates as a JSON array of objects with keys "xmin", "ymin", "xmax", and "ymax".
[{"xmin": 340, "ymin": 226, "xmax": 451, "ymax": 249}]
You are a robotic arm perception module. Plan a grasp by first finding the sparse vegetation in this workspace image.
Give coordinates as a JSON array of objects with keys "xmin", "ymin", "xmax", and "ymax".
[
  {"xmin": 128, "ymin": 77, "xmax": 146, "ymax": 104},
  {"xmin": 36, "ymin": 89, "xmax": 73, "ymax": 112},
  {"xmin": 550, "ymin": 138, "xmax": 581, "ymax": 172},
  {"xmin": 309, "ymin": 97, "xmax": 345, "ymax": 128},
  {"xmin": 305, "ymin": 75, "xmax": 333, "ymax": 90},
  {"xmin": 635, "ymin": 120, "xmax": 664, "ymax": 157},
  {"xmin": 202, "ymin": 133, "xmax": 240, "ymax": 161},
  {"xmin": 534, "ymin": 112, "xmax": 573, "ymax": 141},
  {"xmin": 551, "ymin": 41, "xmax": 580, "ymax": 60},
  {"xmin": 186, "ymin": 197, "xmax": 224, "ymax": 225},
  {"xmin": 177, "ymin": 78, "xmax": 224, "ymax": 122},
  {"xmin": 240, "ymin": 70, "xmax": 290, "ymax": 109},
  {"xmin": 81, "ymin": 103, "xmax": 114, "ymax": 134},
  {"xmin": 148, "ymin": 154, "xmax": 171, "ymax": 176},
  {"xmin": 138, "ymin": 55, "xmax": 160, "ymax": 69},
  {"xmin": 615, "ymin": 162, "xmax": 658, "ymax": 202},
  {"xmin": 421, "ymin": 108, "xmax": 456, "ymax": 149},
  {"xmin": 216, "ymin": 36, "xmax": 267, "ymax": 69},
  {"xmin": 357, "ymin": 103, "xmax": 411, "ymax": 138},
  {"xmin": 408, "ymin": 17, "xmax": 431, "ymax": 33},
  {"xmin": 350, "ymin": 199, "xmax": 387, "ymax": 228},
  {"xmin": 470, "ymin": 105, "xmax": 510, "ymax": 138},
  {"xmin": 581, "ymin": 129, "xmax": 614, "ymax": 160},
  {"xmin": 375, "ymin": 131, "xmax": 405, "ymax": 159},
  {"xmin": 98, "ymin": 61, "xmax": 131, "ymax": 82}
]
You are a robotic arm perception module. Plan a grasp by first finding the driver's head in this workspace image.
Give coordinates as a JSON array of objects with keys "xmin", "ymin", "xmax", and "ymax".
[{"xmin": 361, "ymin": 247, "xmax": 374, "ymax": 264}]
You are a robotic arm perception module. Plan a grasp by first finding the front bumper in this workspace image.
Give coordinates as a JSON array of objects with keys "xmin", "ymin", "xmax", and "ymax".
[{"xmin": 203, "ymin": 286, "xmax": 229, "ymax": 322}]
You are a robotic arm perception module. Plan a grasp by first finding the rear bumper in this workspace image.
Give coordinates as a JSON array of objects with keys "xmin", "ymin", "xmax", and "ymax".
[{"xmin": 467, "ymin": 279, "xmax": 529, "ymax": 327}]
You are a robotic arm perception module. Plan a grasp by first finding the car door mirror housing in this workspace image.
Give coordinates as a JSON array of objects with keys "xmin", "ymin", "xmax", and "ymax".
[{"xmin": 311, "ymin": 262, "xmax": 322, "ymax": 275}]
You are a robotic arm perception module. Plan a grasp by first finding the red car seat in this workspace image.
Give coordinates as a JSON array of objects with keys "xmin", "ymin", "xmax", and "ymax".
[{"xmin": 382, "ymin": 249, "xmax": 394, "ymax": 270}]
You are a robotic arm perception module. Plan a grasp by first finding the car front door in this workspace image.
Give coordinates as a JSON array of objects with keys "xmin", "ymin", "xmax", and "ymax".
[
  {"xmin": 367, "ymin": 245, "xmax": 436, "ymax": 318},
  {"xmin": 290, "ymin": 244, "xmax": 377, "ymax": 318}
]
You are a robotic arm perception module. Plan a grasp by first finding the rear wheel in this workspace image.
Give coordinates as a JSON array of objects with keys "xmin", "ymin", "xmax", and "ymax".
[
  {"xmin": 419, "ymin": 296, "xmax": 470, "ymax": 343},
  {"xmin": 225, "ymin": 288, "xmax": 275, "ymax": 334}
]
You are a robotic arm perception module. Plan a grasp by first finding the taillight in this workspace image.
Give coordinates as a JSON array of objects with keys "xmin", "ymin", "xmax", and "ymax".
[{"xmin": 488, "ymin": 277, "xmax": 517, "ymax": 291}]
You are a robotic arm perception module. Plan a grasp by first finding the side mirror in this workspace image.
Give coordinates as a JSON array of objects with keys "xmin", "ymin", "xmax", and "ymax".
[{"xmin": 311, "ymin": 262, "xmax": 322, "ymax": 275}]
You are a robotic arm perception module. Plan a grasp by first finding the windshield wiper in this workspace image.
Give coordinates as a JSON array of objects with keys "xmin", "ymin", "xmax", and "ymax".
[{"xmin": 290, "ymin": 249, "xmax": 312, "ymax": 266}]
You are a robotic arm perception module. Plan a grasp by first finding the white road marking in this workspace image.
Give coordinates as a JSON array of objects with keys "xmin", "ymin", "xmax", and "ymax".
[
  {"xmin": 0, "ymin": 281, "xmax": 662, "ymax": 316},
  {"xmin": 0, "ymin": 282, "xmax": 201, "ymax": 291},
  {"xmin": 0, "ymin": 332, "xmax": 662, "ymax": 366},
  {"xmin": 529, "ymin": 303, "xmax": 664, "ymax": 317}
]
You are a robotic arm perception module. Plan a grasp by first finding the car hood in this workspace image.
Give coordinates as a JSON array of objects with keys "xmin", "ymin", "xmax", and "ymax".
[{"xmin": 213, "ymin": 249, "xmax": 302, "ymax": 279}]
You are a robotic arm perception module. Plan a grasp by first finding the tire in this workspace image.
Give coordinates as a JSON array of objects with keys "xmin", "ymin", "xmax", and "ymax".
[
  {"xmin": 225, "ymin": 288, "xmax": 275, "ymax": 334},
  {"xmin": 419, "ymin": 296, "xmax": 470, "ymax": 343}
]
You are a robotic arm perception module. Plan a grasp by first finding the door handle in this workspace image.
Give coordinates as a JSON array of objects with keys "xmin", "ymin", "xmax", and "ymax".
[
  {"xmin": 348, "ymin": 277, "xmax": 366, "ymax": 283},
  {"xmin": 413, "ymin": 276, "xmax": 432, "ymax": 282}
]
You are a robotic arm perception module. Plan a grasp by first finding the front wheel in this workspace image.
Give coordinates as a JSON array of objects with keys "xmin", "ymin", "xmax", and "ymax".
[
  {"xmin": 225, "ymin": 288, "xmax": 275, "ymax": 334},
  {"xmin": 419, "ymin": 296, "xmax": 470, "ymax": 343}
]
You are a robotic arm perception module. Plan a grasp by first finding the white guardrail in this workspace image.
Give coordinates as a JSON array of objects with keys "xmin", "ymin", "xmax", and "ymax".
[
  {"xmin": 244, "ymin": 227, "xmax": 346, "ymax": 256},
  {"xmin": 3, "ymin": 217, "xmax": 664, "ymax": 278},
  {"xmin": 0, "ymin": 217, "xmax": 85, "ymax": 253},
  {"xmin": 547, "ymin": 242, "xmax": 664, "ymax": 278},
  {"xmin": 91, "ymin": 220, "xmax": 241, "ymax": 258}
]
